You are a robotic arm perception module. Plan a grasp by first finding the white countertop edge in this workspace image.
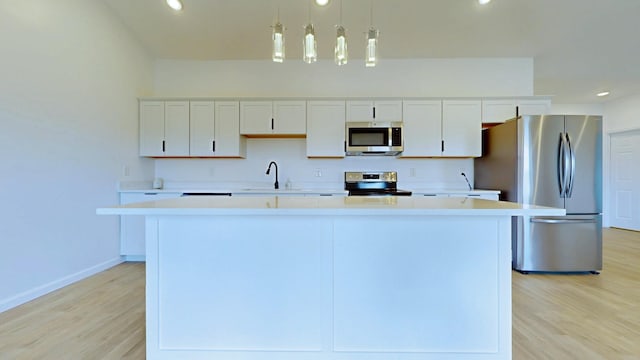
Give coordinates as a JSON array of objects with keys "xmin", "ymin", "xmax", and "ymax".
[
  {"xmin": 98, "ymin": 196, "xmax": 564, "ymax": 217},
  {"xmin": 97, "ymin": 208, "xmax": 564, "ymax": 217}
]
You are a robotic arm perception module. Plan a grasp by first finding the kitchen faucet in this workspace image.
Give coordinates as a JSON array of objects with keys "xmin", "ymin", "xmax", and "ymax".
[{"xmin": 266, "ymin": 161, "xmax": 279, "ymax": 189}]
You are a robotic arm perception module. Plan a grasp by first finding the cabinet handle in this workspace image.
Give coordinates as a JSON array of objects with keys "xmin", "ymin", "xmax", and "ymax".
[
  {"xmin": 344, "ymin": 140, "xmax": 346, "ymax": 152},
  {"xmin": 441, "ymin": 140, "xmax": 444, "ymax": 152},
  {"xmin": 212, "ymin": 140, "xmax": 216, "ymax": 153},
  {"xmin": 162, "ymin": 140, "xmax": 166, "ymax": 152},
  {"xmin": 271, "ymin": 118, "xmax": 274, "ymax": 130},
  {"xmin": 373, "ymin": 106, "xmax": 376, "ymax": 119}
]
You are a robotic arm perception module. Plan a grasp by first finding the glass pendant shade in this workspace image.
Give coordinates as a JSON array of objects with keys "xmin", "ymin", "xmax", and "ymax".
[
  {"xmin": 272, "ymin": 22, "xmax": 285, "ymax": 63},
  {"xmin": 303, "ymin": 24, "xmax": 318, "ymax": 63},
  {"xmin": 335, "ymin": 26, "xmax": 348, "ymax": 65},
  {"xmin": 365, "ymin": 28, "xmax": 378, "ymax": 67}
]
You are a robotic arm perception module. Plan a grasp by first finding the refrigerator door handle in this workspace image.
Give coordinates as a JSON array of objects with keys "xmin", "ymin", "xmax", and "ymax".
[
  {"xmin": 531, "ymin": 218, "xmax": 597, "ymax": 224},
  {"xmin": 562, "ymin": 132, "xmax": 571, "ymax": 197},
  {"xmin": 566, "ymin": 133, "xmax": 576, "ymax": 197},
  {"xmin": 557, "ymin": 133, "xmax": 566, "ymax": 197}
]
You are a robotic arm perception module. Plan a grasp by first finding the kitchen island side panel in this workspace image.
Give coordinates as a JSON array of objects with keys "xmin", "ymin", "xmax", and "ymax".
[{"xmin": 144, "ymin": 214, "xmax": 512, "ymax": 360}]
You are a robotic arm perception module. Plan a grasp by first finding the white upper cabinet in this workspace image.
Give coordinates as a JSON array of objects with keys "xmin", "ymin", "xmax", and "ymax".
[
  {"xmin": 517, "ymin": 98, "xmax": 551, "ymax": 116},
  {"xmin": 481, "ymin": 99, "xmax": 518, "ymax": 123},
  {"xmin": 189, "ymin": 101, "xmax": 245, "ymax": 157},
  {"xmin": 214, "ymin": 101, "xmax": 246, "ymax": 157},
  {"xmin": 306, "ymin": 101, "xmax": 346, "ymax": 158},
  {"xmin": 140, "ymin": 100, "xmax": 189, "ymax": 157},
  {"xmin": 482, "ymin": 97, "xmax": 551, "ymax": 123},
  {"xmin": 442, "ymin": 100, "xmax": 482, "ymax": 157},
  {"xmin": 189, "ymin": 101, "xmax": 215, "ymax": 156},
  {"xmin": 240, "ymin": 100, "xmax": 306, "ymax": 135},
  {"xmin": 401, "ymin": 100, "xmax": 442, "ymax": 157},
  {"xmin": 346, "ymin": 100, "xmax": 402, "ymax": 122}
]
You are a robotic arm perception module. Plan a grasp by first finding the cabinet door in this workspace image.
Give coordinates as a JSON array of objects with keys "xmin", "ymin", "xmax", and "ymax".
[
  {"xmin": 346, "ymin": 101, "xmax": 374, "ymax": 122},
  {"xmin": 442, "ymin": 100, "xmax": 482, "ymax": 157},
  {"xmin": 139, "ymin": 101, "xmax": 165, "ymax": 156},
  {"xmin": 401, "ymin": 100, "xmax": 442, "ymax": 157},
  {"xmin": 164, "ymin": 101, "xmax": 190, "ymax": 156},
  {"xmin": 189, "ymin": 101, "xmax": 215, "ymax": 156},
  {"xmin": 517, "ymin": 99, "xmax": 551, "ymax": 115},
  {"xmin": 273, "ymin": 101, "xmax": 306, "ymax": 134},
  {"xmin": 240, "ymin": 101, "xmax": 272, "ymax": 134},
  {"xmin": 215, "ymin": 101, "xmax": 246, "ymax": 157},
  {"xmin": 373, "ymin": 100, "xmax": 403, "ymax": 121},
  {"xmin": 306, "ymin": 101, "xmax": 346, "ymax": 157},
  {"xmin": 482, "ymin": 99, "xmax": 517, "ymax": 123}
]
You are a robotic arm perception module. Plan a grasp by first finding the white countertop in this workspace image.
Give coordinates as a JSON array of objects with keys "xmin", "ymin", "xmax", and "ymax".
[
  {"xmin": 98, "ymin": 195, "xmax": 563, "ymax": 217},
  {"xmin": 411, "ymin": 188, "xmax": 500, "ymax": 194}
]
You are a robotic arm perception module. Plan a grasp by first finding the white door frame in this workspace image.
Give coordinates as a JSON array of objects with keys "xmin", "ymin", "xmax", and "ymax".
[{"xmin": 609, "ymin": 129, "xmax": 640, "ymax": 231}]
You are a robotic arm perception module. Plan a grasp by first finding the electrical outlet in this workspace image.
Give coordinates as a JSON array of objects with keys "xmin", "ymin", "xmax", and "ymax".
[
  {"xmin": 123, "ymin": 165, "xmax": 130, "ymax": 177},
  {"xmin": 314, "ymin": 168, "xmax": 322, "ymax": 177},
  {"xmin": 409, "ymin": 168, "xmax": 416, "ymax": 177},
  {"xmin": 209, "ymin": 167, "xmax": 215, "ymax": 177}
]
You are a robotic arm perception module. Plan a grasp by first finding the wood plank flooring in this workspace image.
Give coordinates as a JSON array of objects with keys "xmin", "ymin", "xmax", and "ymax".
[{"xmin": 0, "ymin": 228, "xmax": 638, "ymax": 359}]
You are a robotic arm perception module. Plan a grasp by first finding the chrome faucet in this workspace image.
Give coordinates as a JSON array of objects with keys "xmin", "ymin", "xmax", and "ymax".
[{"xmin": 266, "ymin": 161, "xmax": 279, "ymax": 189}]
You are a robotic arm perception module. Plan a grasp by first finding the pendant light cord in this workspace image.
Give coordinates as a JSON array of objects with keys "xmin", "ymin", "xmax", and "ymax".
[{"xmin": 370, "ymin": 0, "xmax": 373, "ymax": 27}]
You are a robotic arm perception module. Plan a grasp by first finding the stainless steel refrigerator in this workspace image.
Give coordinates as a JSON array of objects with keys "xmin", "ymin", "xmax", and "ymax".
[{"xmin": 475, "ymin": 115, "xmax": 602, "ymax": 273}]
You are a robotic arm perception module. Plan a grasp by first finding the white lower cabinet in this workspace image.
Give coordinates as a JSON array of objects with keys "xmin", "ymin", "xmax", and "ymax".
[{"xmin": 119, "ymin": 192, "xmax": 181, "ymax": 260}]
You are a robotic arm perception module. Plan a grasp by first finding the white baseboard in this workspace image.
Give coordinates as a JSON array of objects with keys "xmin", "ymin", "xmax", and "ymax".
[
  {"xmin": 122, "ymin": 255, "xmax": 146, "ymax": 262},
  {"xmin": 0, "ymin": 257, "xmax": 123, "ymax": 314}
]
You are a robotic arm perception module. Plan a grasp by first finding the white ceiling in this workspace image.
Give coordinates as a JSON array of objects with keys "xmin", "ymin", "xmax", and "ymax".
[{"xmin": 103, "ymin": 0, "xmax": 640, "ymax": 104}]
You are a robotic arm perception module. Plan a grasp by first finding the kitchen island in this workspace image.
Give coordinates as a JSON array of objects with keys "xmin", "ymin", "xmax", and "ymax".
[{"xmin": 98, "ymin": 196, "xmax": 564, "ymax": 360}]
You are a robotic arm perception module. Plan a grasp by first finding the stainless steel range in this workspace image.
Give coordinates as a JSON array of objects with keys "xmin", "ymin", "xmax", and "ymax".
[{"xmin": 345, "ymin": 171, "xmax": 412, "ymax": 196}]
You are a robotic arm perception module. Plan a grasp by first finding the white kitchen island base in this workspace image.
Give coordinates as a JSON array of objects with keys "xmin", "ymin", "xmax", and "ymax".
[{"xmin": 99, "ymin": 196, "xmax": 564, "ymax": 360}]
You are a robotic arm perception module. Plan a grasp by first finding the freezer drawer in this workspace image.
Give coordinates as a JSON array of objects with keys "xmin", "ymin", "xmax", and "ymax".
[{"xmin": 514, "ymin": 215, "xmax": 602, "ymax": 272}]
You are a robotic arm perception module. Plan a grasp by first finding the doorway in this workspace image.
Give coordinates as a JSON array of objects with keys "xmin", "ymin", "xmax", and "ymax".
[{"xmin": 610, "ymin": 130, "xmax": 640, "ymax": 231}]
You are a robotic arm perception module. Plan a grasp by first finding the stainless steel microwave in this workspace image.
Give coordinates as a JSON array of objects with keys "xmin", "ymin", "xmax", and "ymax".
[{"xmin": 345, "ymin": 121, "xmax": 403, "ymax": 156}]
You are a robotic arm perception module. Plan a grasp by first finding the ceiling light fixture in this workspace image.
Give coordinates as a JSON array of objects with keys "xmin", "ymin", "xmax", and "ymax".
[
  {"xmin": 597, "ymin": 91, "xmax": 610, "ymax": 97},
  {"xmin": 315, "ymin": 0, "xmax": 330, "ymax": 6},
  {"xmin": 478, "ymin": 0, "xmax": 492, "ymax": 5},
  {"xmin": 334, "ymin": 0, "xmax": 348, "ymax": 65},
  {"xmin": 365, "ymin": 1, "xmax": 378, "ymax": 67},
  {"xmin": 303, "ymin": 3, "xmax": 317, "ymax": 63},
  {"xmin": 166, "ymin": 0, "xmax": 183, "ymax": 11},
  {"xmin": 272, "ymin": 8, "xmax": 285, "ymax": 63}
]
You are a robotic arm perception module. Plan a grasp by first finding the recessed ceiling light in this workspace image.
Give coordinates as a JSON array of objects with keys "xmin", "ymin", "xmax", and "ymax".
[
  {"xmin": 478, "ymin": 0, "xmax": 492, "ymax": 4},
  {"xmin": 166, "ymin": 0, "xmax": 183, "ymax": 11},
  {"xmin": 597, "ymin": 91, "xmax": 610, "ymax": 97},
  {"xmin": 315, "ymin": 0, "xmax": 330, "ymax": 6}
]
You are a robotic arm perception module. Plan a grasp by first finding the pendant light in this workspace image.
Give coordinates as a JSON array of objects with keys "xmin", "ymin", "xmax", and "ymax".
[
  {"xmin": 303, "ymin": 2, "xmax": 317, "ymax": 63},
  {"xmin": 166, "ymin": 0, "xmax": 183, "ymax": 11},
  {"xmin": 272, "ymin": 8, "xmax": 285, "ymax": 63},
  {"xmin": 334, "ymin": 0, "xmax": 348, "ymax": 65},
  {"xmin": 365, "ymin": 1, "xmax": 378, "ymax": 67}
]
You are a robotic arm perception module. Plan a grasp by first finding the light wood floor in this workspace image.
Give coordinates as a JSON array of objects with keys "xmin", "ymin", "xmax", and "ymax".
[{"xmin": 0, "ymin": 228, "xmax": 638, "ymax": 359}]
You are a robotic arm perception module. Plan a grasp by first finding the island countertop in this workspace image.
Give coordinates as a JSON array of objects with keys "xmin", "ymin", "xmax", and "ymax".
[{"xmin": 97, "ymin": 195, "xmax": 564, "ymax": 217}]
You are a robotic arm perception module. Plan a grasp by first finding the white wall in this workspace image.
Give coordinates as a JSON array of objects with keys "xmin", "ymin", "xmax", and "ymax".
[
  {"xmin": 153, "ymin": 58, "xmax": 534, "ymax": 188},
  {"xmin": 154, "ymin": 58, "xmax": 533, "ymax": 98},
  {"xmin": 0, "ymin": 0, "xmax": 154, "ymax": 312},
  {"xmin": 156, "ymin": 139, "xmax": 475, "ymax": 191}
]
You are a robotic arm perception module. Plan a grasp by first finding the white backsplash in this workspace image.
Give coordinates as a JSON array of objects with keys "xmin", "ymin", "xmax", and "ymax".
[{"xmin": 154, "ymin": 139, "xmax": 474, "ymax": 190}]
